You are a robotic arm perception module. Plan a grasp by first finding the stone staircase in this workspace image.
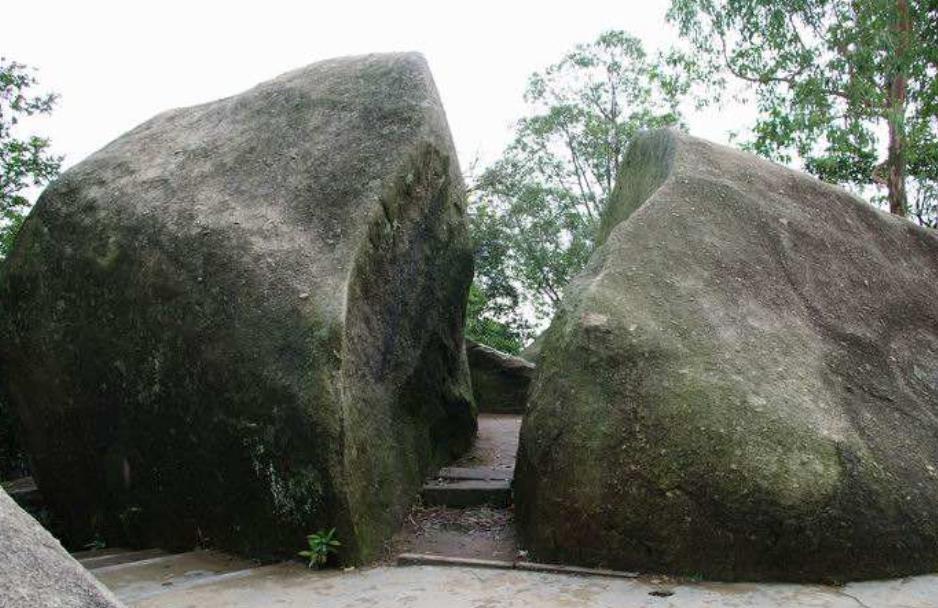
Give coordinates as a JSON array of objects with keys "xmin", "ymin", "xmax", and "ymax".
[
  {"xmin": 386, "ymin": 413, "xmax": 520, "ymax": 563},
  {"xmin": 421, "ymin": 466, "xmax": 511, "ymax": 508},
  {"xmin": 419, "ymin": 414, "xmax": 519, "ymax": 509}
]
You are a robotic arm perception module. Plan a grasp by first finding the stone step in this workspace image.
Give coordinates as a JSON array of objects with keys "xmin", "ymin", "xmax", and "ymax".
[
  {"xmin": 421, "ymin": 479, "xmax": 511, "ymax": 508},
  {"xmin": 2, "ymin": 476, "xmax": 43, "ymax": 512},
  {"xmin": 90, "ymin": 549, "xmax": 259, "ymax": 604},
  {"xmin": 78, "ymin": 547, "xmax": 168, "ymax": 569},
  {"xmin": 436, "ymin": 466, "xmax": 513, "ymax": 481}
]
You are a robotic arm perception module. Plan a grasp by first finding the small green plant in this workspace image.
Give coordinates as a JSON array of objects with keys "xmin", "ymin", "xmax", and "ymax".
[{"xmin": 299, "ymin": 528, "xmax": 340, "ymax": 568}]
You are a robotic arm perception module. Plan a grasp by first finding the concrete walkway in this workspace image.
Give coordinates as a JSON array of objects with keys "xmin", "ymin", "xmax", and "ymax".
[{"xmin": 98, "ymin": 557, "xmax": 938, "ymax": 608}]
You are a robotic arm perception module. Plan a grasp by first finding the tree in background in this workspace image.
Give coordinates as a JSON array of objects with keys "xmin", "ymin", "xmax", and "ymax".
[
  {"xmin": 668, "ymin": 0, "xmax": 938, "ymax": 224},
  {"xmin": 1, "ymin": 58, "xmax": 61, "ymax": 258},
  {"xmin": 465, "ymin": 200, "xmax": 531, "ymax": 354},
  {"xmin": 468, "ymin": 31, "xmax": 698, "ymax": 345}
]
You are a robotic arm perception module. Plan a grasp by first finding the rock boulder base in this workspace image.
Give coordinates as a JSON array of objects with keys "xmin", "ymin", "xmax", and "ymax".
[
  {"xmin": 1, "ymin": 53, "xmax": 476, "ymax": 562},
  {"xmin": 515, "ymin": 129, "xmax": 938, "ymax": 581}
]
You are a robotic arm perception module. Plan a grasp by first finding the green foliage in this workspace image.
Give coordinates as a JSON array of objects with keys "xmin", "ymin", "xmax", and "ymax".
[
  {"xmin": 465, "ymin": 198, "xmax": 531, "ymax": 353},
  {"xmin": 668, "ymin": 0, "xmax": 938, "ymax": 223},
  {"xmin": 1, "ymin": 57, "xmax": 61, "ymax": 257},
  {"xmin": 298, "ymin": 528, "xmax": 340, "ymax": 568},
  {"xmin": 465, "ymin": 283, "xmax": 526, "ymax": 355},
  {"xmin": 469, "ymin": 31, "xmax": 697, "ymax": 337}
]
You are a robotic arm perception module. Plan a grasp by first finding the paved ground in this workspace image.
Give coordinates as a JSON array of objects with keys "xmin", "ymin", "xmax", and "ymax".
[{"xmin": 110, "ymin": 560, "xmax": 938, "ymax": 608}]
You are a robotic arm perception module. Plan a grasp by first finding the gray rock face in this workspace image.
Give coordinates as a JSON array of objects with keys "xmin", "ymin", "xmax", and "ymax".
[
  {"xmin": 515, "ymin": 129, "xmax": 938, "ymax": 581},
  {"xmin": 465, "ymin": 339, "xmax": 534, "ymax": 414},
  {"xmin": 0, "ymin": 53, "xmax": 476, "ymax": 562},
  {"xmin": 519, "ymin": 333, "xmax": 544, "ymax": 364},
  {"xmin": 0, "ymin": 487, "xmax": 125, "ymax": 608}
]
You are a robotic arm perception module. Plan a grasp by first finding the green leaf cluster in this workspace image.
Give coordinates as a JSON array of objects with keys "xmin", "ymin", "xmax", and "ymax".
[
  {"xmin": 298, "ymin": 528, "xmax": 340, "ymax": 568},
  {"xmin": 1, "ymin": 57, "xmax": 62, "ymax": 258}
]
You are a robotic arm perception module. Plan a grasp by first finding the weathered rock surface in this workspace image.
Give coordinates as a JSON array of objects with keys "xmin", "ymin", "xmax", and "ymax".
[
  {"xmin": 0, "ymin": 487, "xmax": 125, "ymax": 608},
  {"xmin": 0, "ymin": 53, "xmax": 476, "ymax": 562},
  {"xmin": 519, "ymin": 333, "xmax": 544, "ymax": 364},
  {"xmin": 515, "ymin": 129, "xmax": 938, "ymax": 581},
  {"xmin": 465, "ymin": 339, "xmax": 534, "ymax": 413}
]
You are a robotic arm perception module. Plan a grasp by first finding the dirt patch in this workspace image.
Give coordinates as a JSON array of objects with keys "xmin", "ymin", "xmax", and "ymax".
[{"xmin": 386, "ymin": 504, "xmax": 518, "ymax": 562}]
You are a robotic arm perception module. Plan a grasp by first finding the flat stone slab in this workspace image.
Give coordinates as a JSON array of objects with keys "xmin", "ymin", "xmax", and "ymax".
[
  {"xmin": 396, "ymin": 553, "xmax": 640, "ymax": 579},
  {"xmin": 112, "ymin": 562, "xmax": 938, "ymax": 608},
  {"xmin": 397, "ymin": 553, "xmax": 515, "ymax": 570},
  {"xmin": 421, "ymin": 480, "xmax": 511, "ymax": 508}
]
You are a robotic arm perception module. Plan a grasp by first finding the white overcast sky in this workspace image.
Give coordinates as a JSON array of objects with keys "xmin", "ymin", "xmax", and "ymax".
[{"xmin": 5, "ymin": 0, "xmax": 751, "ymax": 197}]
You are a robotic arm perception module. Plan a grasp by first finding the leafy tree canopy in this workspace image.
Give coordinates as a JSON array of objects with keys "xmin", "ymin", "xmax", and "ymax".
[
  {"xmin": 668, "ymin": 0, "xmax": 938, "ymax": 224},
  {"xmin": 1, "ymin": 58, "xmax": 61, "ymax": 257}
]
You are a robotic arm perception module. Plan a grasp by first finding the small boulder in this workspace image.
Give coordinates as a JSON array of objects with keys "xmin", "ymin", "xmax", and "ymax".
[
  {"xmin": 0, "ymin": 487, "xmax": 125, "ymax": 608},
  {"xmin": 466, "ymin": 339, "xmax": 534, "ymax": 414},
  {"xmin": 515, "ymin": 129, "xmax": 938, "ymax": 581}
]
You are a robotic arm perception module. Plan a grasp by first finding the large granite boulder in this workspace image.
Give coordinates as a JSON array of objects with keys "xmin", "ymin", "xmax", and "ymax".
[
  {"xmin": 465, "ymin": 339, "xmax": 534, "ymax": 413},
  {"xmin": 1, "ymin": 487, "xmax": 125, "ymax": 608},
  {"xmin": 515, "ymin": 129, "xmax": 938, "ymax": 582},
  {"xmin": 0, "ymin": 53, "xmax": 476, "ymax": 562}
]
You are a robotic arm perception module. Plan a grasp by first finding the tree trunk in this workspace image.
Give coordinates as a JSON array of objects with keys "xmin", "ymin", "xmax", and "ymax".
[
  {"xmin": 886, "ymin": 115, "xmax": 907, "ymax": 217},
  {"xmin": 886, "ymin": 0, "xmax": 910, "ymax": 217}
]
